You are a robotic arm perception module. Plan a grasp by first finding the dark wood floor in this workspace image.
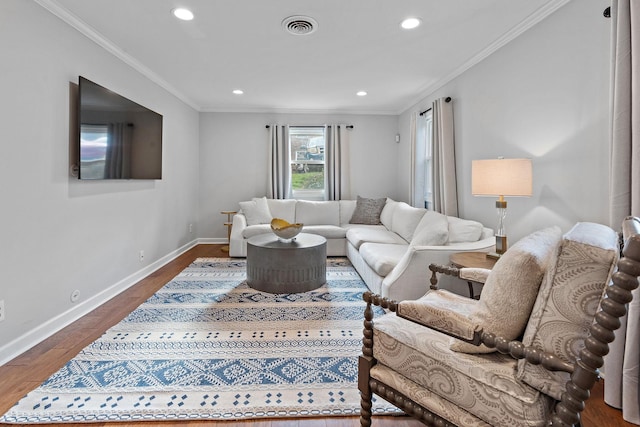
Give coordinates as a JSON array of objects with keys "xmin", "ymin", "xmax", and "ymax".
[{"xmin": 0, "ymin": 244, "xmax": 633, "ymax": 426}]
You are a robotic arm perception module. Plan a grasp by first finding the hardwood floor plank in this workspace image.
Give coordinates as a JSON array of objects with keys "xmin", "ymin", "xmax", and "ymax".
[{"xmin": 0, "ymin": 244, "xmax": 630, "ymax": 427}]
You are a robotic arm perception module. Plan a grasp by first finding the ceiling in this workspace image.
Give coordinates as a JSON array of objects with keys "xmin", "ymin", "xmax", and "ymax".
[{"xmin": 39, "ymin": 0, "xmax": 568, "ymax": 114}]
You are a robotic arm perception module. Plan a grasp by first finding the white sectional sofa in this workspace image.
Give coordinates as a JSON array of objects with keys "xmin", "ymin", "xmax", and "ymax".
[{"xmin": 230, "ymin": 197, "xmax": 495, "ymax": 301}]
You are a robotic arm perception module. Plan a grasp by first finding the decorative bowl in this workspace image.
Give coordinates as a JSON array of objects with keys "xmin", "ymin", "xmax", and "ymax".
[{"xmin": 270, "ymin": 218, "xmax": 303, "ymax": 240}]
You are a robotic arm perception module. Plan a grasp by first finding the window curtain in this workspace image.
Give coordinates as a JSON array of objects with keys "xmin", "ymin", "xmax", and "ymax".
[
  {"xmin": 105, "ymin": 122, "xmax": 132, "ymax": 179},
  {"xmin": 268, "ymin": 124, "xmax": 291, "ymax": 199},
  {"xmin": 325, "ymin": 124, "xmax": 350, "ymax": 200},
  {"xmin": 605, "ymin": 1, "xmax": 640, "ymax": 425},
  {"xmin": 431, "ymin": 97, "xmax": 458, "ymax": 216},
  {"xmin": 410, "ymin": 112, "xmax": 419, "ymax": 207},
  {"xmin": 410, "ymin": 112, "xmax": 428, "ymax": 207}
]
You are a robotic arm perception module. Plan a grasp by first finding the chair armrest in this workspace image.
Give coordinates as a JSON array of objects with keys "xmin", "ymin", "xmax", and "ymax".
[
  {"xmin": 398, "ymin": 295, "xmax": 481, "ymax": 344},
  {"xmin": 428, "ymin": 263, "xmax": 460, "ymax": 290},
  {"xmin": 459, "ymin": 267, "xmax": 490, "ymax": 284},
  {"xmin": 480, "ymin": 332, "xmax": 574, "ymax": 374},
  {"xmin": 362, "ymin": 291, "xmax": 575, "ymax": 373}
]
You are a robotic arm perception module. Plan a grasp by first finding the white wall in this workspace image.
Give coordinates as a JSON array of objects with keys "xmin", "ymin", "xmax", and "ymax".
[
  {"xmin": 198, "ymin": 112, "xmax": 399, "ymax": 239},
  {"xmin": 0, "ymin": 0, "xmax": 200, "ymax": 363},
  {"xmin": 398, "ymin": 0, "xmax": 612, "ymax": 243}
]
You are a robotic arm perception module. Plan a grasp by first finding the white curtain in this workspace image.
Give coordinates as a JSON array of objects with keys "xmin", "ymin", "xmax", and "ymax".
[
  {"xmin": 268, "ymin": 125, "xmax": 291, "ymax": 199},
  {"xmin": 410, "ymin": 112, "xmax": 427, "ymax": 207},
  {"xmin": 105, "ymin": 122, "xmax": 132, "ymax": 179},
  {"xmin": 605, "ymin": 1, "xmax": 640, "ymax": 424},
  {"xmin": 431, "ymin": 98, "xmax": 458, "ymax": 216},
  {"xmin": 325, "ymin": 124, "xmax": 350, "ymax": 201}
]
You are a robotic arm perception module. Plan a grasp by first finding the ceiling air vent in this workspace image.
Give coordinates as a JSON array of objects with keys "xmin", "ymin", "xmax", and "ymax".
[{"xmin": 282, "ymin": 15, "xmax": 318, "ymax": 36}]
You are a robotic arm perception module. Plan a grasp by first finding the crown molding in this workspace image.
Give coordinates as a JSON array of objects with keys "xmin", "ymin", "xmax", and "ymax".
[
  {"xmin": 34, "ymin": 0, "xmax": 201, "ymax": 111},
  {"xmin": 199, "ymin": 106, "xmax": 399, "ymax": 116},
  {"xmin": 399, "ymin": 0, "xmax": 573, "ymax": 115}
]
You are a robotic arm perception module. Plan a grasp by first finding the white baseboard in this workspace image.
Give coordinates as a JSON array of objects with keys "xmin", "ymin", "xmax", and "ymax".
[
  {"xmin": 0, "ymin": 240, "xmax": 199, "ymax": 366},
  {"xmin": 198, "ymin": 237, "xmax": 227, "ymax": 244}
]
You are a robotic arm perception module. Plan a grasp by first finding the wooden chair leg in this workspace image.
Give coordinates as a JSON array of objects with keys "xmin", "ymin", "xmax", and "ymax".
[{"xmin": 359, "ymin": 355, "xmax": 374, "ymax": 427}]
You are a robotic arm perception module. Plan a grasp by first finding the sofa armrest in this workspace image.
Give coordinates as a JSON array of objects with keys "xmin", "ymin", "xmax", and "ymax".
[
  {"xmin": 228, "ymin": 213, "xmax": 248, "ymax": 257},
  {"xmin": 230, "ymin": 213, "xmax": 247, "ymax": 238}
]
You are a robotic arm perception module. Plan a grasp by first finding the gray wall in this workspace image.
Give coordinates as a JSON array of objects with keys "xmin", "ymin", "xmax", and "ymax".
[
  {"xmin": 198, "ymin": 113, "xmax": 399, "ymax": 239},
  {"xmin": 398, "ymin": 0, "xmax": 611, "ymax": 243},
  {"xmin": 0, "ymin": 0, "xmax": 200, "ymax": 363}
]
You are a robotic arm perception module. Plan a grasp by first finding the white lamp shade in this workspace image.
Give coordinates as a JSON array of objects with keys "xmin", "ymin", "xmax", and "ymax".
[{"xmin": 472, "ymin": 158, "xmax": 533, "ymax": 197}]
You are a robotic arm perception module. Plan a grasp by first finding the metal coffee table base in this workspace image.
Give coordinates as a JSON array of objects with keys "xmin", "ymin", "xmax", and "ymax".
[{"xmin": 246, "ymin": 233, "xmax": 327, "ymax": 294}]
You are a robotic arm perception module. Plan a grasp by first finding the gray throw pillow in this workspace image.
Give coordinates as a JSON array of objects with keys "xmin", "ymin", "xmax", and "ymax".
[{"xmin": 349, "ymin": 196, "xmax": 386, "ymax": 225}]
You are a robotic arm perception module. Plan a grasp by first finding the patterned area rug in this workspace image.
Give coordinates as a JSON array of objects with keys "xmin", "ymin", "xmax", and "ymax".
[{"xmin": 1, "ymin": 258, "xmax": 399, "ymax": 423}]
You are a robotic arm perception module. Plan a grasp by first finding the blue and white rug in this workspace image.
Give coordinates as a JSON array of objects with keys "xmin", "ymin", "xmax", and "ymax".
[{"xmin": 1, "ymin": 258, "xmax": 399, "ymax": 423}]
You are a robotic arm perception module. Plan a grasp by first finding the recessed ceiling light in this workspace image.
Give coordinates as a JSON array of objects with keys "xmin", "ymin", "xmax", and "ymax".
[
  {"xmin": 401, "ymin": 17, "xmax": 421, "ymax": 29},
  {"xmin": 172, "ymin": 8, "xmax": 194, "ymax": 21},
  {"xmin": 232, "ymin": 89, "xmax": 244, "ymax": 95},
  {"xmin": 356, "ymin": 91, "xmax": 368, "ymax": 97}
]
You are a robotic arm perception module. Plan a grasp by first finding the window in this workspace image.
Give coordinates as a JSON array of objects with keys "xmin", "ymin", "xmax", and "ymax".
[
  {"xmin": 289, "ymin": 127, "xmax": 326, "ymax": 199},
  {"xmin": 413, "ymin": 112, "xmax": 433, "ymax": 209}
]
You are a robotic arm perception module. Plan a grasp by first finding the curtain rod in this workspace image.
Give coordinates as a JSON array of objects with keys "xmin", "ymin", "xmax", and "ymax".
[
  {"xmin": 265, "ymin": 125, "xmax": 354, "ymax": 129},
  {"xmin": 419, "ymin": 97, "xmax": 452, "ymax": 116}
]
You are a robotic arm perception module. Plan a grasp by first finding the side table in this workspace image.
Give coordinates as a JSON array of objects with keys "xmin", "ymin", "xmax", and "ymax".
[
  {"xmin": 220, "ymin": 211, "xmax": 237, "ymax": 253},
  {"xmin": 449, "ymin": 252, "xmax": 497, "ymax": 299}
]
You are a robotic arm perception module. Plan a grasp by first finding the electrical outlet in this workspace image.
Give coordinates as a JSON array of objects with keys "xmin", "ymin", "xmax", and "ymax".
[
  {"xmin": 139, "ymin": 250, "xmax": 145, "ymax": 262},
  {"xmin": 189, "ymin": 223, "xmax": 193, "ymax": 234},
  {"xmin": 70, "ymin": 290, "xmax": 81, "ymax": 303},
  {"xmin": 0, "ymin": 300, "xmax": 5, "ymax": 322}
]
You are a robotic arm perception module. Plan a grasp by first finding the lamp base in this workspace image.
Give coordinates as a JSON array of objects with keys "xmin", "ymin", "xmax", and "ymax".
[{"xmin": 495, "ymin": 235, "xmax": 507, "ymax": 254}]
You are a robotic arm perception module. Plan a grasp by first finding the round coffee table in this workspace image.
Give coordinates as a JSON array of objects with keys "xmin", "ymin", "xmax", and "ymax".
[{"xmin": 246, "ymin": 233, "xmax": 327, "ymax": 294}]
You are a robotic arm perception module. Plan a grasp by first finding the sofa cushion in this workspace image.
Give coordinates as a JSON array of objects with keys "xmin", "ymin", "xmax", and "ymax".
[
  {"xmin": 390, "ymin": 203, "xmax": 427, "ymax": 242},
  {"xmin": 359, "ymin": 243, "xmax": 408, "ymax": 277},
  {"xmin": 517, "ymin": 222, "xmax": 618, "ymax": 400},
  {"xmin": 346, "ymin": 226, "xmax": 407, "ymax": 249},
  {"xmin": 373, "ymin": 314, "xmax": 554, "ymax": 426},
  {"xmin": 380, "ymin": 198, "xmax": 398, "ymax": 230},
  {"xmin": 239, "ymin": 197, "xmax": 272, "ymax": 225},
  {"xmin": 242, "ymin": 224, "xmax": 272, "ymax": 239},
  {"xmin": 301, "ymin": 225, "xmax": 346, "ymax": 239},
  {"xmin": 447, "ymin": 216, "xmax": 484, "ymax": 243},
  {"xmin": 266, "ymin": 199, "xmax": 297, "ymax": 224},
  {"xmin": 295, "ymin": 200, "xmax": 340, "ymax": 226},
  {"xmin": 339, "ymin": 200, "xmax": 357, "ymax": 225},
  {"xmin": 349, "ymin": 196, "xmax": 386, "ymax": 225},
  {"xmin": 410, "ymin": 210, "xmax": 449, "ymax": 246},
  {"xmin": 450, "ymin": 226, "xmax": 562, "ymax": 353}
]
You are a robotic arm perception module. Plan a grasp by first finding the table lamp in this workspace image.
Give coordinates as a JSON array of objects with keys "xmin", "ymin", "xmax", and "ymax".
[{"xmin": 472, "ymin": 158, "xmax": 532, "ymax": 258}]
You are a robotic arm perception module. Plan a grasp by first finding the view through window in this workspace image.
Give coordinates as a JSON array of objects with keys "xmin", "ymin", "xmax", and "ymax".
[
  {"xmin": 424, "ymin": 112, "xmax": 434, "ymax": 209},
  {"xmin": 289, "ymin": 127, "xmax": 326, "ymax": 198}
]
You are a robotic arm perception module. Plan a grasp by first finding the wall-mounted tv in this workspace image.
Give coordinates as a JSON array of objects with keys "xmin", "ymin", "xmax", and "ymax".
[{"xmin": 78, "ymin": 76, "xmax": 163, "ymax": 180}]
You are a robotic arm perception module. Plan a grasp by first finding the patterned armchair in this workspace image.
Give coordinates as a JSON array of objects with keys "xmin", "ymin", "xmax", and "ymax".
[{"xmin": 359, "ymin": 217, "xmax": 640, "ymax": 427}]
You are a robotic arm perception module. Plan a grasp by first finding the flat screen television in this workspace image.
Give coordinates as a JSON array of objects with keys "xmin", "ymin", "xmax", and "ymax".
[{"xmin": 78, "ymin": 76, "xmax": 163, "ymax": 180}]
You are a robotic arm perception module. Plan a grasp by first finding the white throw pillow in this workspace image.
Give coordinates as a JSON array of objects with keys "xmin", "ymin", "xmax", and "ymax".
[
  {"xmin": 390, "ymin": 203, "xmax": 427, "ymax": 242},
  {"xmin": 380, "ymin": 198, "xmax": 397, "ymax": 230},
  {"xmin": 410, "ymin": 210, "xmax": 449, "ymax": 246},
  {"xmin": 447, "ymin": 216, "xmax": 484, "ymax": 243},
  {"xmin": 239, "ymin": 197, "xmax": 272, "ymax": 226},
  {"xmin": 450, "ymin": 226, "xmax": 562, "ymax": 353},
  {"xmin": 266, "ymin": 199, "xmax": 297, "ymax": 223}
]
